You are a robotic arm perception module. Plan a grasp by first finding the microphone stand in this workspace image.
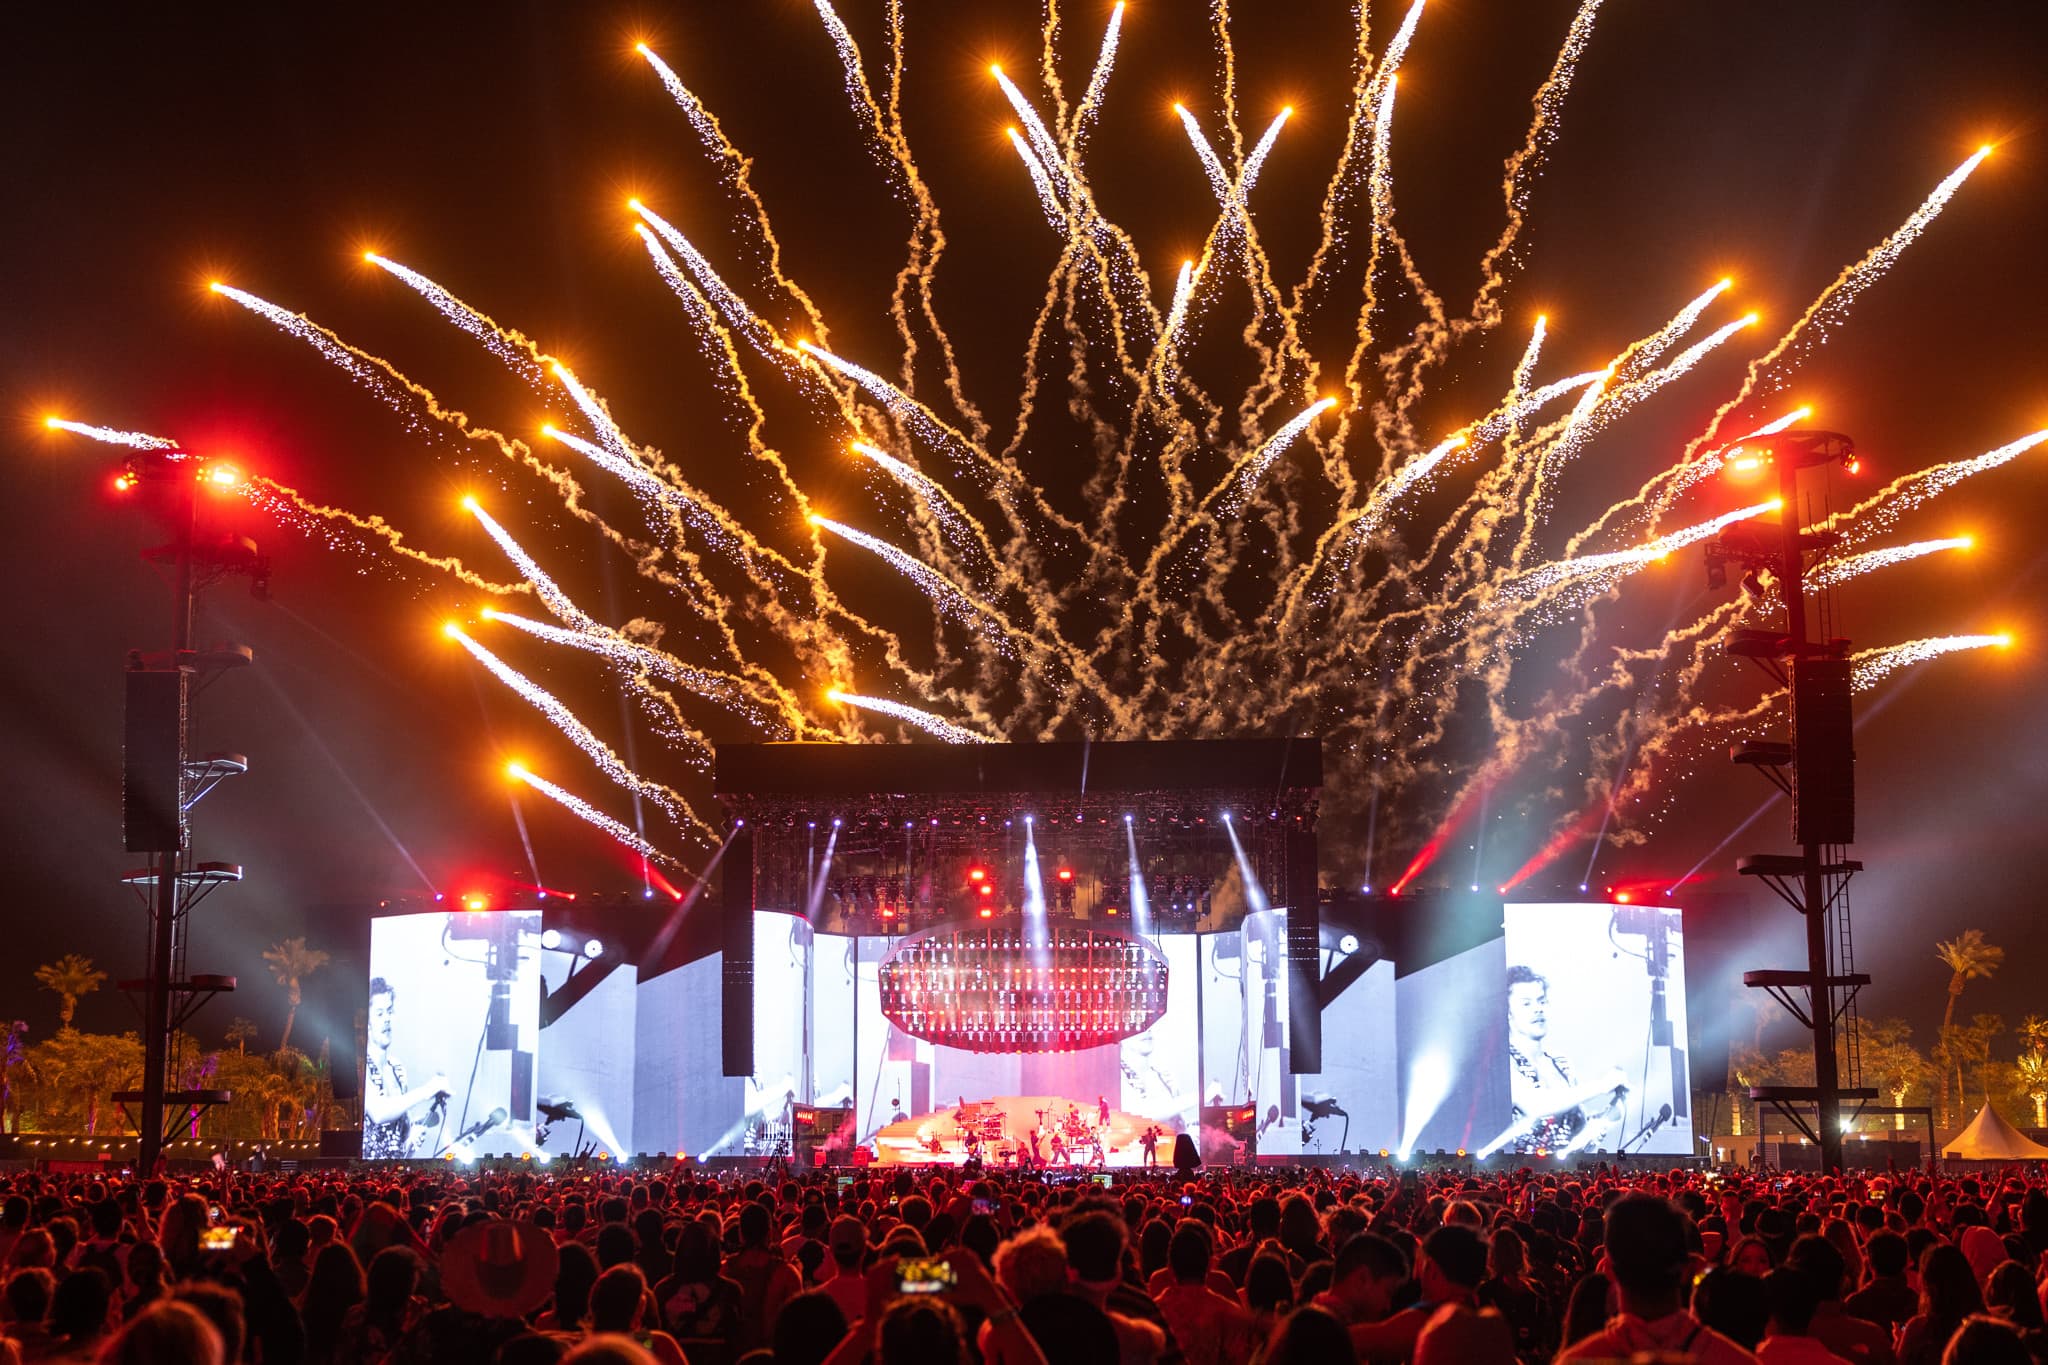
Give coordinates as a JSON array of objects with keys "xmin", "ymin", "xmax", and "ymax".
[
  {"xmin": 1619, "ymin": 1108, "xmax": 1672, "ymax": 1156},
  {"xmin": 435, "ymin": 1114, "xmax": 506, "ymax": 1160}
]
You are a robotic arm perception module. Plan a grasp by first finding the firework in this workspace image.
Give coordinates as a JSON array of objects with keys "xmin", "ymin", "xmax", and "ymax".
[
  {"xmin": 827, "ymin": 690, "xmax": 991, "ymax": 745},
  {"xmin": 58, "ymin": 8, "xmax": 2029, "ymax": 880},
  {"xmin": 447, "ymin": 622, "xmax": 705, "ymax": 802},
  {"xmin": 43, "ymin": 418, "xmax": 180, "ymax": 451},
  {"xmin": 508, "ymin": 761, "xmax": 683, "ymax": 864},
  {"xmin": 1852, "ymin": 633, "xmax": 2012, "ymax": 691}
]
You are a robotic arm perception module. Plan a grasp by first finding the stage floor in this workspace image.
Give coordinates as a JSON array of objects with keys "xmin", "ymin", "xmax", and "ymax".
[{"xmin": 869, "ymin": 1094, "xmax": 1172, "ymax": 1167}]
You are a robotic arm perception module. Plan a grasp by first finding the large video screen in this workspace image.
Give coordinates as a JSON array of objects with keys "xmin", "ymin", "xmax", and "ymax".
[
  {"xmin": 1500, "ymin": 902, "xmax": 1692, "ymax": 1156},
  {"xmin": 362, "ymin": 912, "xmax": 539, "ymax": 1159},
  {"xmin": 1192, "ymin": 912, "xmax": 1400, "ymax": 1160},
  {"xmin": 517, "ymin": 901, "xmax": 1689, "ymax": 1164}
]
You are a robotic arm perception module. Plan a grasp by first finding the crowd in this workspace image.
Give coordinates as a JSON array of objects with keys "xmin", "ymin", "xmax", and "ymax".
[{"xmin": 3, "ymin": 1159, "xmax": 2048, "ymax": 1365}]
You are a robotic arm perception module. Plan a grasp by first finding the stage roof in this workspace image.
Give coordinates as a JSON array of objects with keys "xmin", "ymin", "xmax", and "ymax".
[{"xmin": 714, "ymin": 737, "xmax": 1322, "ymax": 800}]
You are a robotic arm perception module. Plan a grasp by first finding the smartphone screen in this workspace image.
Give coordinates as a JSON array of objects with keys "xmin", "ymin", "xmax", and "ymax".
[{"xmin": 895, "ymin": 1258, "xmax": 956, "ymax": 1296}]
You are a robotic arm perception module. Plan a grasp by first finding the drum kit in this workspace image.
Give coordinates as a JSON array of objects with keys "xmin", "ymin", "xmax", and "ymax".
[{"xmin": 910, "ymin": 1099, "xmax": 1112, "ymax": 1167}]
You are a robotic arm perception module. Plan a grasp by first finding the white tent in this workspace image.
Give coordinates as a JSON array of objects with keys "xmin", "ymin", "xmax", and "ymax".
[{"xmin": 1942, "ymin": 1103, "xmax": 2048, "ymax": 1161}]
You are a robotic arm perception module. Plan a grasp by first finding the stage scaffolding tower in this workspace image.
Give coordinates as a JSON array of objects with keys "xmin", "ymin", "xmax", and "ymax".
[
  {"xmin": 1707, "ymin": 430, "xmax": 1878, "ymax": 1173},
  {"xmin": 110, "ymin": 453, "xmax": 268, "ymax": 1174}
]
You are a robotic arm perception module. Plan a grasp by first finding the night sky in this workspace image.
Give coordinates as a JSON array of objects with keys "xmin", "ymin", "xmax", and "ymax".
[{"xmin": 5, "ymin": 2, "xmax": 2047, "ymax": 1068}]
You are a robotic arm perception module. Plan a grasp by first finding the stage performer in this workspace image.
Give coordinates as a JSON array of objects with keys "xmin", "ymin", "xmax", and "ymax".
[
  {"xmin": 1504, "ymin": 965, "xmax": 1626, "ymax": 1154},
  {"xmin": 361, "ymin": 976, "xmax": 451, "ymax": 1159},
  {"xmin": 1098, "ymin": 1094, "xmax": 1111, "ymax": 1128}
]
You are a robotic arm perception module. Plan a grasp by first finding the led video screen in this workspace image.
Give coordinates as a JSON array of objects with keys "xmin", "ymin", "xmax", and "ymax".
[
  {"xmin": 1499, "ymin": 902, "xmax": 1692, "ymax": 1156},
  {"xmin": 525, "ymin": 901, "xmax": 1687, "ymax": 1163},
  {"xmin": 362, "ymin": 911, "xmax": 539, "ymax": 1159}
]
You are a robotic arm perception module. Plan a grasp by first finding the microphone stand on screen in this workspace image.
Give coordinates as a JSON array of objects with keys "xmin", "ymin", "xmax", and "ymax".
[{"xmin": 1609, "ymin": 905, "xmax": 1689, "ymax": 1148}]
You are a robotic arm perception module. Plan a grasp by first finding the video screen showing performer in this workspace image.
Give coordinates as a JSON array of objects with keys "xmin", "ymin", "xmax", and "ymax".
[
  {"xmin": 1500, "ymin": 902, "xmax": 1692, "ymax": 1157},
  {"xmin": 362, "ymin": 911, "xmax": 539, "ymax": 1159}
]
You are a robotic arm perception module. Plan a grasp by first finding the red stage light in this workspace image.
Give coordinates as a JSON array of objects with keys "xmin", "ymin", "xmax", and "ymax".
[
  {"xmin": 463, "ymin": 895, "xmax": 488, "ymax": 911},
  {"xmin": 967, "ymin": 867, "xmax": 986, "ymax": 882},
  {"xmin": 978, "ymin": 906, "xmax": 993, "ymax": 919},
  {"xmin": 1057, "ymin": 868, "xmax": 1073, "ymax": 882},
  {"xmin": 1615, "ymin": 891, "xmax": 1632, "ymax": 904}
]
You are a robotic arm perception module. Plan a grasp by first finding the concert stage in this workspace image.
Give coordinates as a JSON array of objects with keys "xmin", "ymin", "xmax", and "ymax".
[
  {"xmin": 355, "ymin": 743, "xmax": 1702, "ymax": 1169},
  {"xmin": 869, "ymin": 1096, "xmax": 1169, "ymax": 1168}
]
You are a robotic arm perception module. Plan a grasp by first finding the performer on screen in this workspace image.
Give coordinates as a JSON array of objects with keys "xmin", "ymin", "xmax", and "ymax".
[
  {"xmin": 1504, "ymin": 965, "xmax": 1626, "ymax": 1154},
  {"xmin": 1097, "ymin": 1094, "xmax": 1111, "ymax": 1128},
  {"xmin": 361, "ymin": 977, "xmax": 451, "ymax": 1159}
]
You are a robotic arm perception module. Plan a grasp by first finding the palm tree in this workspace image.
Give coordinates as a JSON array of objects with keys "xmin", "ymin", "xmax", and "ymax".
[
  {"xmin": 1936, "ymin": 931, "xmax": 2005, "ymax": 1124},
  {"xmin": 0, "ymin": 1021, "xmax": 27, "ymax": 1134},
  {"xmin": 1860, "ymin": 1018, "xmax": 1935, "ymax": 1131},
  {"xmin": 33, "ymin": 955, "xmax": 107, "ymax": 1032},
  {"xmin": 262, "ymin": 939, "xmax": 330, "ymax": 1053},
  {"xmin": 25, "ymin": 1031, "xmax": 144, "ymax": 1135},
  {"xmin": 225, "ymin": 1018, "xmax": 258, "ymax": 1055},
  {"xmin": 2016, "ymin": 1051, "xmax": 2048, "ymax": 1129}
]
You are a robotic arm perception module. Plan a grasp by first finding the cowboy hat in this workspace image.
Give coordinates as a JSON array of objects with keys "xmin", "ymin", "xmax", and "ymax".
[{"xmin": 441, "ymin": 1220, "xmax": 560, "ymax": 1319}]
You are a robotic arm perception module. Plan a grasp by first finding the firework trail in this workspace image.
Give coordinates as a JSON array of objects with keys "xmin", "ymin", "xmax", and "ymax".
[
  {"xmin": 480, "ymin": 607, "xmax": 793, "ymax": 735},
  {"xmin": 448, "ymin": 623, "xmax": 707, "ymax": 798},
  {"xmin": 465, "ymin": 500, "xmax": 604, "ymax": 630},
  {"xmin": 116, "ymin": 7, "xmax": 2028, "ymax": 880},
  {"xmin": 636, "ymin": 44, "xmax": 833, "ymax": 346},
  {"xmin": 850, "ymin": 441, "xmax": 1001, "ymax": 582},
  {"xmin": 509, "ymin": 761, "xmax": 696, "ymax": 860},
  {"xmin": 1811, "ymin": 536, "xmax": 1972, "ymax": 590},
  {"xmin": 1216, "ymin": 398, "xmax": 1340, "ymax": 517},
  {"xmin": 1852, "ymin": 634, "xmax": 2011, "ymax": 690},
  {"xmin": 1503, "ymin": 499, "xmax": 1780, "ymax": 602},
  {"xmin": 1465, "ymin": 0, "xmax": 1605, "ymax": 328},
  {"xmin": 1823, "ymin": 431, "xmax": 2048, "ymax": 548},
  {"xmin": 1069, "ymin": 2, "xmax": 1125, "ymax": 157},
  {"xmin": 252, "ymin": 480, "xmax": 533, "ymax": 595},
  {"xmin": 365, "ymin": 253, "xmax": 548, "ymax": 386},
  {"xmin": 828, "ymin": 690, "xmax": 992, "ymax": 744},
  {"xmin": 43, "ymin": 418, "xmax": 180, "ymax": 450},
  {"xmin": 1007, "ymin": 128, "xmax": 1067, "ymax": 230},
  {"xmin": 1643, "ymin": 147, "xmax": 1996, "ymax": 536},
  {"xmin": 211, "ymin": 283, "xmax": 406, "ymax": 406}
]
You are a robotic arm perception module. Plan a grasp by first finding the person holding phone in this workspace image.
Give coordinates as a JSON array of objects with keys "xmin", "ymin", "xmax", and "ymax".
[{"xmin": 827, "ymin": 1252, "xmax": 1047, "ymax": 1365}]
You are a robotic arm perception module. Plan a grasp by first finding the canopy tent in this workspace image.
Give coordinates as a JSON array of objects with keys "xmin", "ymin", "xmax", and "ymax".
[{"xmin": 1942, "ymin": 1103, "xmax": 2048, "ymax": 1161}]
